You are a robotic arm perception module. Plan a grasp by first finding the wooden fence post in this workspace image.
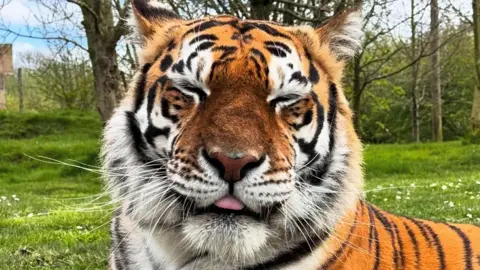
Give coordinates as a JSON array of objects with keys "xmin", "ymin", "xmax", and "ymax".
[
  {"xmin": 18, "ymin": 68, "xmax": 23, "ymax": 113},
  {"xmin": 0, "ymin": 73, "xmax": 5, "ymax": 110}
]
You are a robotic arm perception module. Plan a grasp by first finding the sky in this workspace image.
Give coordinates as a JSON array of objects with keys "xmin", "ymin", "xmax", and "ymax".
[
  {"xmin": 0, "ymin": 0, "xmax": 473, "ymax": 68},
  {"xmin": 0, "ymin": 0, "xmax": 87, "ymax": 67}
]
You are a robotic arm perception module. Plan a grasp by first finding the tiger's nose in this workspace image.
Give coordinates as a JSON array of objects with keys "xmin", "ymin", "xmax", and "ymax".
[{"xmin": 203, "ymin": 151, "xmax": 264, "ymax": 182}]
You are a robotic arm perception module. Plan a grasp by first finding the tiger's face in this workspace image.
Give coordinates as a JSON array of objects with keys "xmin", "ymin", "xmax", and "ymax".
[{"xmin": 103, "ymin": 0, "xmax": 364, "ymax": 264}]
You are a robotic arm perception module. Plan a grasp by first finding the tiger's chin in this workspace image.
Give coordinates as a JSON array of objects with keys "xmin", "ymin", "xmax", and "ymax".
[{"xmin": 180, "ymin": 213, "xmax": 270, "ymax": 263}]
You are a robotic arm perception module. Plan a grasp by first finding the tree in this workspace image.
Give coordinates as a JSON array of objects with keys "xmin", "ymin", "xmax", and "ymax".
[
  {"xmin": 473, "ymin": 0, "xmax": 480, "ymax": 138},
  {"xmin": 0, "ymin": 0, "xmax": 130, "ymax": 122},
  {"xmin": 430, "ymin": 0, "xmax": 443, "ymax": 141}
]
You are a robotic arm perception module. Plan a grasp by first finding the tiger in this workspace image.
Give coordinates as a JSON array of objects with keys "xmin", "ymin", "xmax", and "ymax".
[{"xmin": 102, "ymin": 0, "xmax": 480, "ymax": 269}]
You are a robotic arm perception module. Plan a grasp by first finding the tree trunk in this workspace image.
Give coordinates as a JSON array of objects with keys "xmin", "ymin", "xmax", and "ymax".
[
  {"xmin": 473, "ymin": 0, "xmax": 480, "ymax": 136},
  {"xmin": 250, "ymin": 0, "xmax": 273, "ymax": 20},
  {"xmin": 410, "ymin": 0, "xmax": 420, "ymax": 142},
  {"xmin": 0, "ymin": 74, "xmax": 5, "ymax": 110},
  {"xmin": 351, "ymin": 55, "xmax": 362, "ymax": 132},
  {"xmin": 79, "ymin": 0, "xmax": 123, "ymax": 122},
  {"xmin": 430, "ymin": 0, "xmax": 443, "ymax": 141},
  {"xmin": 17, "ymin": 68, "xmax": 23, "ymax": 113}
]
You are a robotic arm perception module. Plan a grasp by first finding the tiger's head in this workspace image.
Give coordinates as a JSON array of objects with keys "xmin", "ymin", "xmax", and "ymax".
[{"xmin": 103, "ymin": 0, "xmax": 363, "ymax": 265}]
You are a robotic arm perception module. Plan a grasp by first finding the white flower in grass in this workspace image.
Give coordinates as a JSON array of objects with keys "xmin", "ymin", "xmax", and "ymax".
[
  {"xmin": 383, "ymin": 198, "xmax": 388, "ymax": 201},
  {"xmin": 476, "ymin": 181, "xmax": 480, "ymax": 185},
  {"xmin": 7, "ymin": 203, "xmax": 11, "ymax": 206},
  {"xmin": 430, "ymin": 183, "xmax": 438, "ymax": 187},
  {"xmin": 468, "ymin": 208, "xmax": 472, "ymax": 212},
  {"xmin": 448, "ymin": 201, "xmax": 454, "ymax": 207},
  {"xmin": 11, "ymin": 194, "xmax": 16, "ymax": 198},
  {"xmin": 13, "ymin": 198, "xmax": 19, "ymax": 201},
  {"xmin": 1, "ymin": 196, "xmax": 6, "ymax": 201},
  {"xmin": 76, "ymin": 226, "xmax": 83, "ymax": 230},
  {"xmin": 410, "ymin": 183, "xmax": 416, "ymax": 188},
  {"xmin": 395, "ymin": 195, "xmax": 402, "ymax": 200},
  {"xmin": 406, "ymin": 196, "xmax": 411, "ymax": 200},
  {"xmin": 396, "ymin": 191, "xmax": 402, "ymax": 194},
  {"xmin": 457, "ymin": 179, "xmax": 462, "ymax": 182},
  {"xmin": 470, "ymin": 196, "xmax": 476, "ymax": 200},
  {"xmin": 27, "ymin": 213, "xmax": 33, "ymax": 218},
  {"xmin": 441, "ymin": 185, "xmax": 447, "ymax": 190},
  {"xmin": 448, "ymin": 183, "xmax": 454, "ymax": 187},
  {"xmin": 467, "ymin": 214, "xmax": 473, "ymax": 219}
]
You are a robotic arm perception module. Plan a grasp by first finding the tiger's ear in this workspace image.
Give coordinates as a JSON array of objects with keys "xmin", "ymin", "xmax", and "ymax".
[
  {"xmin": 315, "ymin": 8, "xmax": 363, "ymax": 59},
  {"xmin": 129, "ymin": 0, "xmax": 180, "ymax": 40}
]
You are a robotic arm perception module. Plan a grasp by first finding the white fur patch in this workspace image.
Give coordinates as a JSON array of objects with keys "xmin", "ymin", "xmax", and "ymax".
[{"xmin": 330, "ymin": 10, "xmax": 364, "ymax": 58}]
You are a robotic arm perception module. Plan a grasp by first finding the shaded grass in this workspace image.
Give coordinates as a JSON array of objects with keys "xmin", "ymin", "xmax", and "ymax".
[{"xmin": 0, "ymin": 111, "xmax": 479, "ymax": 269}]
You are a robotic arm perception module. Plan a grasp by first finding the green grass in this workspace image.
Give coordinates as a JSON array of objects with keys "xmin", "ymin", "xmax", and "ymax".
[{"xmin": 0, "ymin": 111, "xmax": 479, "ymax": 269}]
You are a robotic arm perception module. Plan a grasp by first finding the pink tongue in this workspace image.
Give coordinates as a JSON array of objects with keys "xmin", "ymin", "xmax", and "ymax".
[{"xmin": 215, "ymin": 195, "xmax": 245, "ymax": 211}]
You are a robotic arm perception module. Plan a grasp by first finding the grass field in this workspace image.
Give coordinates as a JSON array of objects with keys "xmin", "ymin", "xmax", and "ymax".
[{"xmin": 0, "ymin": 111, "xmax": 479, "ymax": 269}]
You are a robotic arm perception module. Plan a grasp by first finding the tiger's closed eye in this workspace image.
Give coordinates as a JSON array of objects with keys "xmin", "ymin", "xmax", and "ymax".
[{"xmin": 269, "ymin": 94, "xmax": 302, "ymax": 109}]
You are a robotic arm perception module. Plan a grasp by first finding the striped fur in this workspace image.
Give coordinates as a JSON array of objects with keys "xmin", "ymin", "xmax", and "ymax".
[{"xmin": 102, "ymin": 1, "xmax": 480, "ymax": 269}]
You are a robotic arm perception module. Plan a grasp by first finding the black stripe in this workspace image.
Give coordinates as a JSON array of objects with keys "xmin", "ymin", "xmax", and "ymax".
[
  {"xmin": 367, "ymin": 204, "xmax": 381, "ymax": 270},
  {"xmin": 266, "ymin": 46, "xmax": 287, "ymax": 58},
  {"xmin": 146, "ymin": 81, "xmax": 158, "ymax": 117},
  {"xmin": 134, "ymin": 63, "xmax": 153, "ymax": 113},
  {"xmin": 160, "ymin": 54, "xmax": 173, "ymax": 72},
  {"xmin": 297, "ymin": 92, "xmax": 324, "ymax": 176},
  {"xmin": 308, "ymin": 61, "xmax": 319, "ymax": 84},
  {"xmin": 250, "ymin": 48, "xmax": 269, "ymax": 89},
  {"xmin": 422, "ymin": 221, "xmax": 447, "ymax": 270},
  {"xmin": 367, "ymin": 203, "xmax": 375, "ymax": 250},
  {"xmin": 185, "ymin": 19, "xmax": 204, "ymax": 26},
  {"xmin": 172, "ymin": 60, "xmax": 185, "ymax": 74},
  {"xmin": 167, "ymin": 40, "xmax": 176, "ymax": 51},
  {"xmin": 240, "ymin": 22, "xmax": 291, "ymax": 39},
  {"xmin": 269, "ymin": 94, "xmax": 301, "ymax": 108},
  {"xmin": 289, "ymin": 71, "xmax": 308, "ymax": 85},
  {"xmin": 186, "ymin": 52, "xmax": 198, "ymax": 70},
  {"xmin": 132, "ymin": 0, "xmax": 179, "ymax": 20},
  {"xmin": 183, "ymin": 20, "xmax": 227, "ymax": 38},
  {"xmin": 125, "ymin": 111, "xmax": 150, "ymax": 163},
  {"xmin": 244, "ymin": 230, "xmax": 330, "ymax": 270},
  {"xmin": 291, "ymin": 110, "xmax": 313, "ymax": 130},
  {"xmin": 446, "ymin": 224, "xmax": 473, "ymax": 270},
  {"xmin": 404, "ymin": 216, "xmax": 433, "ymax": 246},
  {"xmin": 112, "ymin": 215, "xmax": 128, "ymax": 270},
  {"xmin": 327, "ymin": 83, "xmax": 338, "ymax": 152},
  {"xmin": 196, "ymin": 41, "xmax": 215, "ymax": 51},
  {"xmin": 161, "ymin": 98, "xmax": 179, "ymax": 123},
  {"xmin": 402, "ymin": 220, "xmax": 420, "ymax": 268},
  {"xmin": 264, "ymin": 41, "xmax": 292, "ymax": 53},
  {"xmin": 249, "ymin": 56, "xmax": 262, "ymax": 81},
  {"xmin": 189, "ymin": 34, "xmax": 218, "ymax": 45},
  {"xmin": 250, "ymin": 48, "xmax": 267, "ymax": 64},
  {"xmin": 320, "ymin": 209, "xmax": 359, "ymax": 269},
  {"xmin": 371, "ymin": 207, "xmax": 399, "ymax": 269},
  {"xmin": 179, "ymin": 84, "xmax": 207, "ymax": 102},
  {"xmin": 212, "ymin": 46, "xmax": 237, "ymax": 59},
  {"xmin": 144, "ymin": 126, "xmax": 170, "ymax": 147},
  {"xmin": 392, "ymin": 222, "xmax": 405, "ymax": 269}
]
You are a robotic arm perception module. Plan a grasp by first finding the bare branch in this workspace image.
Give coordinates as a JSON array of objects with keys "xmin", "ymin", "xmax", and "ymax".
[
  {"xmin": 0, "ymin": 26, "xmax": 88, "ymax": 52},
  {"xmin": 272, "ymin": 8, "xmax": 323, "ymax": 23},
  {"xmin": 66, "ymin": 0, "xmax": 99, "ymax": 22},
  {"xmin": 273, "ymin": 0, "xmax": 329, "ymax": 12}
]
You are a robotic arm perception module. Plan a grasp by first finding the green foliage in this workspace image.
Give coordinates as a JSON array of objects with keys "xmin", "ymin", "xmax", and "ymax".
[
  {"xmin": 0, "ymin": 112, "xmax": 479, "ymax": 268},
  {"xmin": 345, "ymin": 26, "xmax": 475, "ymax": 143},
  {"xmin": 0, "ymin": 111, "xmax": 107, "ymax": 269},
  {"xmin": 4, "ymin": 53, "xmax": 95, "ymax": 113}
]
